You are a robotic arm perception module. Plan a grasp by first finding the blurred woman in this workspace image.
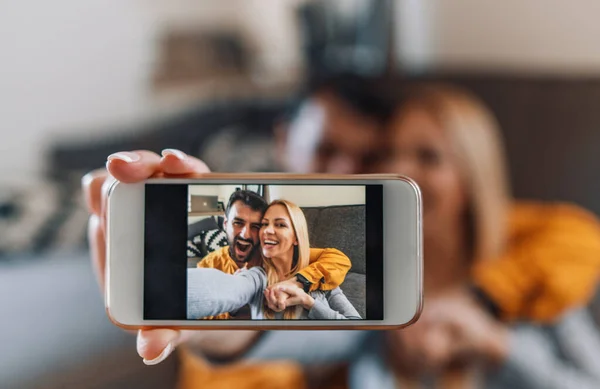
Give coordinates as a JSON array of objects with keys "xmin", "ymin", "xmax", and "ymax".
[
  {"xmin": 187, "ymin": 199, "xmax": 361, "ymax": 320},
  {"xmin": 348, "ymin": 84, "xmax": 600, "ymax": 388}
]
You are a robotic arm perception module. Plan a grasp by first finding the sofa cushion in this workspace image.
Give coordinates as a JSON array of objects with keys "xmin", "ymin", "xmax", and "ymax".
[{"xmin": 302, "ymin": 205, "xmax": 366, "ymax": 275}]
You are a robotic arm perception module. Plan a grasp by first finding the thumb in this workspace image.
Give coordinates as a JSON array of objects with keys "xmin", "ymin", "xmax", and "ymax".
[{"xmin": 137, "ymin": 329, "xmax": 189, "ymax": 365}]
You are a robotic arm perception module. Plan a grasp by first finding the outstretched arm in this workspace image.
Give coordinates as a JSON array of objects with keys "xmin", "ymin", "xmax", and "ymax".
[{"xmin": 187, "ymin": 267, "xmax": 265, "ymax": 319}]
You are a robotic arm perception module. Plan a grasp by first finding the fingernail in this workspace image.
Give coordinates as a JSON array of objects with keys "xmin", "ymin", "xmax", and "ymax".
[
  {"xmin": 107, "ymin": 152, "xmax": 140, "ymax": 163},
  {"xmin": 162, "ymin": 148, "xmax": 187, "ymax": 161},
  {"xmin": 142, "ymin": 343, "xmax": 174, "ymax": 366},
  {"xmin": 81, "ymin": 169, "xmax": 105, "ymax": 187}
]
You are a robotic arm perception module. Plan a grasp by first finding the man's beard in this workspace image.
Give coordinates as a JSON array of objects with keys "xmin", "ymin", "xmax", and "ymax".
[{"xmin": 229, "ymin": 236, "xmax": 258, "ymax": 264}]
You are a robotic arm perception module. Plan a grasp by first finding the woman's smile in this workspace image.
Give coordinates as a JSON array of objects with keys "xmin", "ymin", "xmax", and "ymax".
[{"xmin": 260, "ymin": 204, "xmax": 297, "ymax": 258}]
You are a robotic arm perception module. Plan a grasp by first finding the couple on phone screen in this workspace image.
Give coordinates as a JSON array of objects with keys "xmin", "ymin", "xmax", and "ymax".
[{"xmin": 188, "ymin": 190, "xmax": 361, "ymax": 320}]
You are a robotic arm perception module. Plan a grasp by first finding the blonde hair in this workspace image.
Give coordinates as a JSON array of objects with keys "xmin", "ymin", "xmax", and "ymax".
[
  {"xmin": 262, "ymin": 199, "xmax": 311, "ymax": 319},
  {"xmin": 401, "ymin": 84, "xmax": 511, "ymax": 261}
]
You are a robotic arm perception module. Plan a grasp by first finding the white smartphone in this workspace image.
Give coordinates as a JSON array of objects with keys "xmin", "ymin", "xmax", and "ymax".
[{"xmin": 106, "ymin": 173, "xmax": 422, "ymax": 330}]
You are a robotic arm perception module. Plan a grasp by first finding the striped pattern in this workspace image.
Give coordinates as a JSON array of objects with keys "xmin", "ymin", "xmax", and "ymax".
[{"xmin": 187, "ymin": 229, "xmax": 228, "ymax": 259}]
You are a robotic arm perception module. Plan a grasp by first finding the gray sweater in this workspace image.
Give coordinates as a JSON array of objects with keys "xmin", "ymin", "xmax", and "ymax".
[{"xmin": 187, "ymin": 267, "xmax": 362, "ymax": 320}]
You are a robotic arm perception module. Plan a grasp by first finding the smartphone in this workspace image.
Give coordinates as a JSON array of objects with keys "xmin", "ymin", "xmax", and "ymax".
[{"xmin": 106, "ymin": 173, "xmax": 422, "ymax": 330}]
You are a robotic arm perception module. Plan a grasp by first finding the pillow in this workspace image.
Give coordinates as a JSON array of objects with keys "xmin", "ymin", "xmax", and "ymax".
[
  {"xmin": 187, "ymin": 236, "xmax": 203, "ymax": 258},
  {"xmin": 203, "ymin": 228, "xmax": 229, "ymax": 253},
  {"xmin": 187, "ymin": 217, "xmax": 220, "ymax": 240},
  {"xmin": 187, "ymin": 229, "xmax": 228, "ymax": 259}
]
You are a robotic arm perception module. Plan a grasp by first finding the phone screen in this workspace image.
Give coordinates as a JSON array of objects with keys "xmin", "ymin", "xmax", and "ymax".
[{"xmin": 143, "ymin": 183, "xmax": 384, "ymax": 321}]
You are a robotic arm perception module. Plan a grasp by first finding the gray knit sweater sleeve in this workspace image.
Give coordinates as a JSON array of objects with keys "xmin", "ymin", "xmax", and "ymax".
[
  {"xmin": 488, "ymin": 309, "xmax": 600, "ymax": 389},
  {"xmin": 308, "ymin": 287, "xmax": 362, "ymax": 319},
  {"xmin": 186, "ymin": 267, "xmax": 266, "ymax": 319}
]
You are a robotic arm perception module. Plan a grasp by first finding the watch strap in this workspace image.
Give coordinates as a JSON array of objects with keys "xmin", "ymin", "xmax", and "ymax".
[{"xmin": 295, "ymin": 273, "xmax": 313, "ymax": 293}]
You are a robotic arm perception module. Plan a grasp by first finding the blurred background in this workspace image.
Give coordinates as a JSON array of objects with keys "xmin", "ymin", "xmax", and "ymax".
[{"xmin": 2, "ymin": 0, "xmax": 600, "ymax": 388}]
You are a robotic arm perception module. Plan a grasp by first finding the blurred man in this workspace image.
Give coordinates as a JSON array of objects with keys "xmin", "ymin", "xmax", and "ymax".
[{"xmin": 275, "ymin": 74, "xmax": 394, "ymax": 175}]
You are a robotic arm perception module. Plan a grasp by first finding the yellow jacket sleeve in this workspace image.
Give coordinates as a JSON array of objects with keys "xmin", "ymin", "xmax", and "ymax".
[
  {"xmin": 297, "ymin": 248, "xmax": 352, "ymax": 292},
  {"xmin": 472, "ymin": 202, "xmax": 600, "ymax": 323}
]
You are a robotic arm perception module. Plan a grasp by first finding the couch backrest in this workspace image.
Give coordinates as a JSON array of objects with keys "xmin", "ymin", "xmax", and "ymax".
[{"xmin": 301, "ymin": 205, "xmax": 366, "ymax": 274}]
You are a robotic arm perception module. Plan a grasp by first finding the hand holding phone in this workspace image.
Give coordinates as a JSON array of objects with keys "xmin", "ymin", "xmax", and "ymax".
[
  {"xmin": 106, "ymin": 173, "xmax": 422, "ymax": 328},
  {"xmin": 83, "ymin": 149, "xmax": 259, "ymax": 365}
]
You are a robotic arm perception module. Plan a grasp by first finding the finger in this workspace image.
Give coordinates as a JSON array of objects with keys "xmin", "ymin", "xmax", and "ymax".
[
  {"xmin": 82, "ymin": 169, "xmax": 108, "ymax": 216},
  {"xmin": 276, "ymin": 285, "xmax": 297, "ymax": 295},
  {"xmin": 264, "ymin": 289, "xmax": 282, "ymax": 312},
  {"xmin": 137, "ymin": 329, "xmax": 189, "ymax": 365},
  {"xmin": 423, "ymin": 331, "xmax": 455, "ymax": 372},
  {"xmin": 160, "ymin": 149, "xmax": 211, "ymax": 175},
  {"xmin": 283, "ymin": 296, "xmax": 304, "ymax": 307},
  {"xmin": 106, "ymin": 150, "xmax": 163, "ymax": 183},
  {"xmin": 277, "ymin": 293, "xmax": 287, "ymax": 309},
  {"xmin": 263, "ymin": 289, "xmax": 275, "ymax": 309},
  {"xmin": 271, "ymin": 288, "xmax": 289, "ymax": 305},
  {"xmin": 88, "ymin": 214, "xmax": 106, "ymax": 290}
]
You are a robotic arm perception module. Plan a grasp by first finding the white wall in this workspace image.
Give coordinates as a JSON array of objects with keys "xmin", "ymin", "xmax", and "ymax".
[
  {"xmin": 0, "ymin": 0, "xmax": 303, "ymax": 186},
  {"xmin": 188, "ymin": 215, "xmax": 213, "ymax": 225},
  {"xmin": 396, "ymin": 0, "xmax": 600, "ymax": 74},
  {"xmin": 151, "ymin": 0, "xmax": 304, "ymax": 81},
  {"xmin": 0, "ymin": 0, "xmax": 157, "ymax": 185},
  {"xmin": 5, "ymin": 0, "xmax": 600, "ymax": 186},
  {"xmin": 188, "ymin": 185, "xmax": 239, "ymax": 205},
  {"xmin": 268, "ymin": 185, "xmax": 365, "ymax": 207}
]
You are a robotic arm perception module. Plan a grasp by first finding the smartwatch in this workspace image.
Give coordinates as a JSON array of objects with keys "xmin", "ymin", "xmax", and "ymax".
[
  {"xmin": 469, "ymin": 283, "xmax": 501, "ymax": 319},
  {"xmin": 295, "ymin": 273, "xmax": 313, "ymax": 293}
]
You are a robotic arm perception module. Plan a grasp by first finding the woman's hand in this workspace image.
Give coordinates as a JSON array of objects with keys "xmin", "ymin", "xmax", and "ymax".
[
  {"xmin": 386, "ymin": 313, "xmax": 454, "ymax": 377},
  {"xmin": 83, "ymin": 149, "xmax": 258, "ymax": 365},
  {"xmin": 387, "ymin": 290, "xmax": 509, "ymax": 376},
  {"xmin": 264, "ymin": 278, "xmax": 305, "ymax": 311},
  {"xmin": 273, "ymin": 284, "xmax": 315, "ymax": 310},
  {"xmin": 264, "ymin": 287, "xmax": 287, "ymax": 312},
  {"xmin": 422, "ymin": 293, "xmax": 509, "ymax": 366}
]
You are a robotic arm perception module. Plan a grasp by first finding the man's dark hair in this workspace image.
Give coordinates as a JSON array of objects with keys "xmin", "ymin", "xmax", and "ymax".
[
  {"xmin": 225, "ymin": 190, "xmax": 268, "ymax": 218},
  {"xmin": 283, "ymin": 72, "xmax": 397, "ymax": 125}
]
